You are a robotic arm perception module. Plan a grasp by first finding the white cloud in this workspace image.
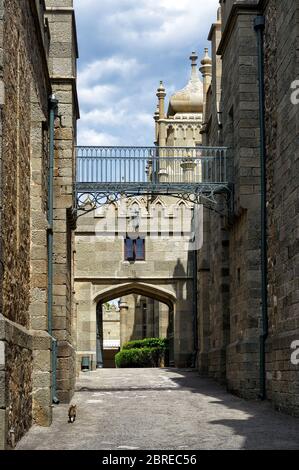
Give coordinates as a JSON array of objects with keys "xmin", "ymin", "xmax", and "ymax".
[
  {"xmin": 134, "ymin": 113, "xmax": 153, "ymax": 127},
  {"xmin": 78, "ymin": 57, "xmax": 144, "ymax": 87},
  {"xmin": 110, "ymin": 3, "xmax": 218, "ymax": 50},
  {"xmin": 79, "ymin": 84, "xmax": 119, "ymax": 107},
  {"xmin": 75, "ymin": 0, "xmax": 220, "ymax": 51},
  {"xmin": 78, "ymin": 129, "xmax": 120, "ymax": 146},
  {"xmin": 74, "ymin": 0, "xmax": 220, "ymax": 146},
  {"xmin": 81, "ymin": 108, "xmax": 125, "ymax": 126}
]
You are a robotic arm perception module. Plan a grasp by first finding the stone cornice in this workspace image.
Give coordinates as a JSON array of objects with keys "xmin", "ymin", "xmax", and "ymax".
[
  {"xmin": 208, "ymin": 21, "xmax": 221, "ymax": 42},
  {"xmin": 45, "ymin": 7, "xmax": 79, "ymax": 59},
  {"xmin": 158, "ymin": 118, "xmax": 202, "ymax": 124},
  {"xmin": 74, "ymin": 277, "xmax": 194, "ymax": 282},
  {"xmin": 50, "ymin": 76, "xmax": 80, "ymax": 119},
  {"xmin": 217, "ymin": 3, "xmax": 260, "ymax": 56}
]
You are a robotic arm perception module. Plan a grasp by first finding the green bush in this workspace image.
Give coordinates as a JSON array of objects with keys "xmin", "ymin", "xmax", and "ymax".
[
  {"xmin": 115, "ymin": 337, "xmax": 169, "ymax": 368},
  {"xmin": 122, "ymin": 337, "xmax": 168, "ymax": 351},
  {"xmin": 115, "ymin": 347, "xmax": 163, "ymax": 368}
]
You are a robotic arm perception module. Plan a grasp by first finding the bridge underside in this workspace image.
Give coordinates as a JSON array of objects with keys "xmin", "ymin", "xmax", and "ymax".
[
  {"xmin": 74, "ymin": 146, "xmax": 231, "ymax": 217},
  {"xmin": 75, "ymin": 182, "xmax": 232, "ymax": 216}
]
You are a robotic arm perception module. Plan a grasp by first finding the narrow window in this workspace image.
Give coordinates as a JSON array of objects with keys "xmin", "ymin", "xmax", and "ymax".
[
  {"xmin": 124, "ymin": 237, "xmax": 134, "ymax": 261},
  {"xmin": 124, "ymin": 237, "xmax": 145, "ymax": 261},
  {"xmin": 135, "ymin": 238, "xmax": 145, "ymax": 261}
]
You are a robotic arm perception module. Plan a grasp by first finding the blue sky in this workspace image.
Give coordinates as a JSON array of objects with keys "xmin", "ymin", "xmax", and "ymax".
[{"xmin": 73, "ymin": 0, "xmax": 220, "ymax": 146}]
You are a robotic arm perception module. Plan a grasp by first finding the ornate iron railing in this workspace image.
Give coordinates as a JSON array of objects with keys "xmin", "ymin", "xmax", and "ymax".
[
  {"xmin": 77, "ymin": 146, "xmax": 228, "ymax": 185},
  {"xmin": 75, "ymin": 146, "xmax": 231, "ymax": 213}
]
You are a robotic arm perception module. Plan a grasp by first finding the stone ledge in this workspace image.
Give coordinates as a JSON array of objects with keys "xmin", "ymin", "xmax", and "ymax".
[
  {"xmin": 218, "ymin": 3, "xmax": 260, "ymax": 56},
  {"xmin": 0, "ymin": 314, "xmax": 33, "ymax": 350},
  {"xmin": 0, "ymin": 315, "xmax": 53, "ymax": 351},
  {"xmin": 57, "ymin": 340, "xmax": 75, "ymax": 357},
  {"xmin": 31, "ymin": 330, "xmax": 52, "ymax": 350}
]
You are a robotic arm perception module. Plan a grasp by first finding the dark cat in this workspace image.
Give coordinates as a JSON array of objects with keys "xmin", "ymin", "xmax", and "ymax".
[{"xmin": 68, "ymin": 404, "xmax": 77, "ymax": 423}]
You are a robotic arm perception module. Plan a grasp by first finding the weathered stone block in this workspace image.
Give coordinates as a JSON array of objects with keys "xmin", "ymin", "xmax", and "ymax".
[
  {"xmin": 0, "ymin": 341, "xmax": 5, "ymax": 369},
  {"xmin": 31, "ymin": 331, "xmax": 52, "ymax": 351},
  {"xmin": 33, "ymin": 371, "xmax": 51, "ymax": 389},
  {"xmin": 32, "ymin": 387, "xmax": 52, "ymax": 427},
  {"xmin": 33, "ymin": 350, "xmax": 51, "ymax": 372},
  {"xmin": 57, "ymin": 341, "xmax": 72, "ymax": 358},
  {"xmin": 0, "ymin": 371, "xmax": 6, "ymax": 408},
  {"xmin": 0, "ymin": 408, "xmax": 7, "ymax": 450}
]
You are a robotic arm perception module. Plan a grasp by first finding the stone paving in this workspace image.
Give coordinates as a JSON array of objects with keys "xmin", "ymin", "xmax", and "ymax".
[{"xmin": 16, "ymin": 368, "xmax": 299, "ymax": 450}]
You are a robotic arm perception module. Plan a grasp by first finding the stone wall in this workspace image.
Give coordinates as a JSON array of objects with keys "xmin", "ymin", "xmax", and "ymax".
[
  {"xmin": 199, "ymin": 1, "xmax": 262, "ymax": 399},
  {"xmin": 0, "ymin": 0, "xmax": 78, "ymax": 448},
  {"xmin": 224, "ymin": 3, "xmax": 261, "ymax": 399},
  {"xmin": 2, "ymin": 328, "xmax": 33, "ymax": 449},
  {"xmin": 263, "ymin": 0, "xmax": 299, "ymax": 416},
  {"xmin": 0, "ymin": 0, "xmax": 4, "ymax": 320},
  {"xmin": 199, "ymin": 0, "xmax": 299, "ymax": 415},
  {"xmin": 0, "ymin": 0, "xmax": 53, "ymax": 449}
]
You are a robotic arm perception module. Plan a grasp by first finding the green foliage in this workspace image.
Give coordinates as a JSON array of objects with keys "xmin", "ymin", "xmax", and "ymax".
[
  {"xmin": 115, "ymin": 347, "xmax": 163, "ymax": 368},
  {"xmin": 115, "ymin": 338, "xmax": 169, "ymax": 368},
  {"xmin": 122, "ymin": 337, "xmax": 168, "ymax": 351}
]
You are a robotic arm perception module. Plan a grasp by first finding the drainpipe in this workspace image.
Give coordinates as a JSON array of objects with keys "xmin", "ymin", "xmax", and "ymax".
[
  {"xmin": 192, "ymin": 248, "xmax": 199, "ymax": 368},
  {"xmin": 48, "ymin": 94, "xmax": 59, "ymax": 405},
  {"xmin": 191, "ymin": 206, "xmax": 199, "ymax": 368},
  {"xmin": 254, "ymin": 16, "xmax": 268, "ymax": 401}
]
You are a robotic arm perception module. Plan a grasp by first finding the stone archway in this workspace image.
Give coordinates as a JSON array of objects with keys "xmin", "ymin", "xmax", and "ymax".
[
  {"xmin": 93, "ymin": 282, "xmax": 177, "ymax": 308},
  {"xmin": 93, "ymin": 282, "xmax": 176, "ymax": 368},
  {"xmin": 74, "ymin": 281, "xmax": 178, "ymax": 371}
]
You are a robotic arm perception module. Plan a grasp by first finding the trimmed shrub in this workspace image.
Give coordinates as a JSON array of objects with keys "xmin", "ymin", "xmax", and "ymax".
[
  {"xmin": 115, "ymin": 347, "xmax": 164, "ymax": 368},
  {"xmin": 122, "ymin": 337, "xmax": 168, "ymax": 351},
  {"xmin": 115, "ymin": 338, "xmax": 169, "ymax": 368}
]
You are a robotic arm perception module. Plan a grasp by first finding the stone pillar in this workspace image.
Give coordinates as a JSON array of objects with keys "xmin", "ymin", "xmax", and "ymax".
[
  {"xmin": 96, "ymin": 305, "xmax": 103, "ymax": 368},
  {"xmin": 119, "ymin": 299, "xmax": 129, "ymax": 348},
  {"xmin": 157, "ymin": 81, "xmax": 166, "ymax": 120},
  {"xmin": 146, "ymin": 299, "xmax": 155, "ymax": 338},
  {"xmin": 158, "ymin": 167, "xmax": 169, "ymax": 183},
  {"xmin": 200, "ymin": 48, "xmax": 212, "ymax": 119},
  {"xmin": 181, "ymin": 156, "xmax": 197, "ymax": 183},
  {"xmin": 32, "ymin": 332, "xmax": 52, "ymax": 427},
  {"xmin": 159, "ymin": 303, "xmax": 169, "ymax": 339},
  {"xmin": 45, "ymin": 0, "xmax": 79, "ymax": 403},
  {"xmin": 197, "ymin": 208, "xmax": 211, "ymax": 375},
  {"xmin": 157, "ymin": 81, "xmax": 167, "ymax": 147},
  {"xmin": 154, "ymin": 105, "xmax": 159, "ymax": 144}
]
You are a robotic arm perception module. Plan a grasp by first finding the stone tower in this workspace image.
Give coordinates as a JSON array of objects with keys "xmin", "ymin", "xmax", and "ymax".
[{"xmin": 156, "ymin": 52, "xmax": 204, "ymax": 148}]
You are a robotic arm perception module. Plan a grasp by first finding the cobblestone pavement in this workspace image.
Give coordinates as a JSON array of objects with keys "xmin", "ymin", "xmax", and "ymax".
[{"xmin": 17, "ymin": 368, "xmax": 299, "ymax": 450}]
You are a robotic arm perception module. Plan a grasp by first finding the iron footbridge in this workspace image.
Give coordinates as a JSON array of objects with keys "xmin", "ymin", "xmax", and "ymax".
[{"xmin": 75, "ymin": 146, "xmax": 231, "ymax": 217}]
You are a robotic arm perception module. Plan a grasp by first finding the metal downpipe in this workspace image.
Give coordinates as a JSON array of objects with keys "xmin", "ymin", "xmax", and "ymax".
[
  {"xmin": 254, "ymin": 15, "xmax": 269, "ymax": 401},
  {"xmin": 192, "ymin": 247, "xmax": 199, "ymax": 368},
  {"xmin": 191, "ymin": 207, "xmax": 199, "ymax": 368},
  {"xmin": 48, "ymin": 95, "xmax": 59, "ymax": 405}
]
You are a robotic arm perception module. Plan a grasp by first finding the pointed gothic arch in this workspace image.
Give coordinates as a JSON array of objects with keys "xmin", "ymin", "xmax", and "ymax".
[{"xmin": 93, "ymin": 282, "xmax": 177, "ymax": 309}]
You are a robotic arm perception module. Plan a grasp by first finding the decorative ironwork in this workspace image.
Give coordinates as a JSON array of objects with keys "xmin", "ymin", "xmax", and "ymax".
[{"xmin": 75, "ymin": 146, "xmax": 231, "ymax": 217}]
